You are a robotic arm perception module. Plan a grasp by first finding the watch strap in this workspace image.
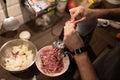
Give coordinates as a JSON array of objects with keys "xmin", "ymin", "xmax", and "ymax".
[{"xmin": 72, "ymin": 46, "xmax": 87, "ymax": 56}]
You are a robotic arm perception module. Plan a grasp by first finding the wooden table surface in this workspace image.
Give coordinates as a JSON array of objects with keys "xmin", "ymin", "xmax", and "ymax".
[{"xmin": 0, "ymin": 14, "xmax": 79, "ymax": 80}]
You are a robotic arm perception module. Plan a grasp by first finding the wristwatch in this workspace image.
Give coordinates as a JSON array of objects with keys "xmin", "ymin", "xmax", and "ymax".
[{"xmin": 72, "ymin": 46, "xmax": 87, "ymax": 56}]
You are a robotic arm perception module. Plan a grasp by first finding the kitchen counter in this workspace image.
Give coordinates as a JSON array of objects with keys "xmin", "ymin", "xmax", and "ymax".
[
  {"xmin": 1, "ymin": 11, "xmax": 119, "ymax": 79},
  {"xmin": 90, "ymin": 26, "xmax": 120, "ymax": 56},
  {"xmin": 0, "ymin": 14, "xmax": 67, "ymax": 49},
  {"xmin": 0, "ymin": 13, "xmax": 79, "ymax": 80}
]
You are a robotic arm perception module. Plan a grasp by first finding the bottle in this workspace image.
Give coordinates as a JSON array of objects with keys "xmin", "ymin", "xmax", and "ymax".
[
  {"xmin": 80, "ymin": 0, "xmax": 97, "ymax": 8},
  {"xmin": 67, "ymin": 0, "xmax": 76, "ymax": 9},
  {"xmin": 57, "ymin": 0, "xmax": 68, "ymax": 13}
]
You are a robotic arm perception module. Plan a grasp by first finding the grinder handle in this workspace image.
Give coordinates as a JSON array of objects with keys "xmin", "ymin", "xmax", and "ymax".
[{"xmin": 58, "ymin": 29, "xmax": 64, "ymax": 41}]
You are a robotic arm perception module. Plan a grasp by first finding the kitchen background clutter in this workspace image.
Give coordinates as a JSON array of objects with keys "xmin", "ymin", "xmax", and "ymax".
[
  {"xmin": 0, "ymin": 0, "xmax": 119, "ymax": 65},
  {"xmin": 0, "ymin": 0, "xmax": 98, "ymax": 32},
  {"xmin": 57, "ymin": 0, "xmax": 68, "ymax": 13},
  {"xmin": 0, "ymin": 0, "xmax": 23, "ymax": 30},
  {"xmin": 0, "ymin": 0, "xmax": 120, "ymax": 80},
  {"xmin": 22, "ymin": 0, "xmax": 64, "ymax": 31},
  {"xmin": 0, "ymin": 0, "xmax": 20, "ymax": 34},
  {"xmin": 0, "ymin": 0, "xmax": 95, "ymax": 30},
  {"xmin": 0, "ymin": 0, "xmax": 119, "ymax": 33}
]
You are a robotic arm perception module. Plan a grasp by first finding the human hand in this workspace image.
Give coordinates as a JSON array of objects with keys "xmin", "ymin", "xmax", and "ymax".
[
  {"xmin": 63, "ymin": 21, "xmax": 84, "ymax": 52},
  {"xmin": 69, "ymin": 6, "xmax": 94, "ymax": 23}
]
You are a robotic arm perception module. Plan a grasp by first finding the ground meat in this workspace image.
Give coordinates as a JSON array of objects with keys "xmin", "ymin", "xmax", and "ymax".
[{"xmin": 40, "ymin": 47, "xmax": 64, "ymax": 74}]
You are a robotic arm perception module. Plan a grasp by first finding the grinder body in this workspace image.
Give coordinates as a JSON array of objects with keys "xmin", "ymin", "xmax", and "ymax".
[{"xmin": 57, "ymin": 19, "xmax": 98, "ymax": 60}]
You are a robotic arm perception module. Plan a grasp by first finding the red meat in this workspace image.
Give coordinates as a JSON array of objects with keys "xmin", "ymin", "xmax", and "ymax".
[{"xmin": 40, "ymin": 47, "xmax": 64, "ymax": 74}]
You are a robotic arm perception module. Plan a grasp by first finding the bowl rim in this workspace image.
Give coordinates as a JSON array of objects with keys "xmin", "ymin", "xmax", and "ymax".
[
  {"xmin": 35, "ymin": 45, "xmax": 70, "ymax": 77},
  {"xmin": 0, "ymin": 39, "xmax": 37, "ymax": 72}
]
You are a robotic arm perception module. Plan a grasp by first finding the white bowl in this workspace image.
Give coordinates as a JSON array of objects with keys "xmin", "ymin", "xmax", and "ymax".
[{"xmin": 35, "ymin": 45, "xmax": 70, "ymax": 77}]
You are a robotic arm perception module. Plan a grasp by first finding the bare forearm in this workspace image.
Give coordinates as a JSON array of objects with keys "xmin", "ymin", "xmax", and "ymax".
[
  {"xmin": 74, "ymin": 52, "xmax": 99, "ymax": 80},
  {"xmin": 93, "ymin": 8, "xmax": 120, "ymax": 21}
]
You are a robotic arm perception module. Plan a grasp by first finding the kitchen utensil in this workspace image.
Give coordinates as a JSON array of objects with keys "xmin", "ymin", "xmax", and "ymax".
[
  {"xmin": 32, "ymin": 75, "xmax": 37, "ymax": 80},
  {"xmin": 98, "ymin": 18, "xmax": 120, "ymax": 29},
  {"xmin": 19, "ymin": 31, "xmax": 31, "ymax": 40},
  {"xmin": 1, "ymin": 0, "xmax": 19, "ymax": 33},
  {"xmin": 76, "ymin": 19, "xmax": 98, "ymax": 40},
  {"xmin": 0, "ymin": 39, "xmax": 37, "ymax": 72},
  {"xmin": 53, "ymin": 19, "xmax": 98, "ymax": 56}
]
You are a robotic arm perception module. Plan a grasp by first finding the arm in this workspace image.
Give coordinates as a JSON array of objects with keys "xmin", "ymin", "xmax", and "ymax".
[
  {"xmin": 63, "ymin": 21, "xmax": 99, "ymax": 80},
  {"xmin": 93, "ymin": 8, "xmax": 120, "ymax": 21},
  {"xmin": 74, "ymin": 52, "xmax": 99, "ymax": 80},
  {"xmin": 69, "ymin": 6, "xmax": 120, "ymax": 23}
]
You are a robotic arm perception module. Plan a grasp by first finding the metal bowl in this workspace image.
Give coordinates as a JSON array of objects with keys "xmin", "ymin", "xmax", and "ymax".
[{"xmin": 0, "ymin": 39, "xmax": 37, "ymax": 72}]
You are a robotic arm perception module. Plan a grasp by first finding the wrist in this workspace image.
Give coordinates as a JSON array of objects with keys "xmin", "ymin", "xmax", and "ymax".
[
  {"xmin": 71, "ymin": 46, "xmax": 87, "ymax": 56},
  {"xmin": 74, "ymin": 51, "xmax": 88, "ymax": 60}
]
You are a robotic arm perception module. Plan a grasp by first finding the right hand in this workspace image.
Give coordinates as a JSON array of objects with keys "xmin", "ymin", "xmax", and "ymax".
[
  {"xmin": 63, "ymin": 21, "xmax": 84, "ymax": 52},
  {"xmin": 69, "ymin": 6, "xmax": 94, "ymax": 23}
]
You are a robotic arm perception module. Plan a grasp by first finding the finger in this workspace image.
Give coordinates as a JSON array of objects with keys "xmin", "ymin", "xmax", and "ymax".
[
  {"xmin": 64, "ymin": 25, "xmax": 69, "ymax": 36},
  {"xmin": 69, "ymin": 8, "xmax": 78, "ymax": 22},
  {"xmin": 69, "ymin": 8, "xmax": 76, "ymax": 16},
  {"xmin": 68, "ymin": 21, "xmax": 76, "ymax": 30},
  {"xmin": 65, "ymin": 21, "xmax": 74, "ymax": 30},
  {"xmin": 70, "ymin": 23, "xmax": 76, "ymax": 30},
  {"xmin": 71, "ymin": 7, "xmax": 83, "ymax": 19},
  {"xmin": 68, "ymin": 23, "xmax": 76, "ymax": 36},
  {"xmin": 74, "ymin": 17, "xmax": 86, "ymax": 24},
  {"xmin": 65, "ymin": 21, "xmax": 71, "ymax": 26}
]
